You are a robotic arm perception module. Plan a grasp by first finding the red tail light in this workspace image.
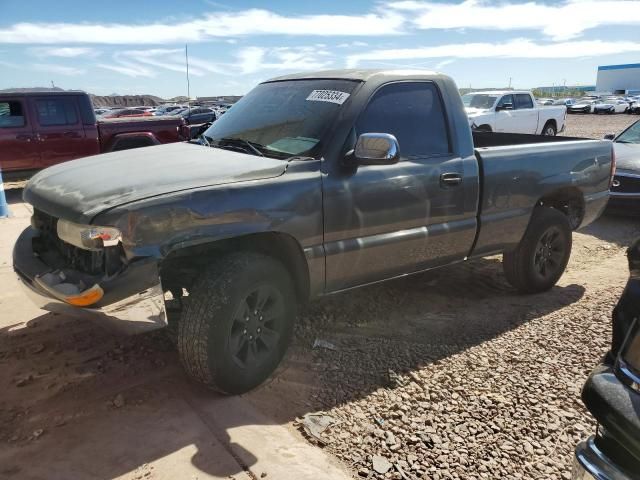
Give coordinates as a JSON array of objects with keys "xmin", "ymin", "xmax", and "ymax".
[{"xmin": 609, "ymin": 143, "xmax": 616, "ymax": 189}]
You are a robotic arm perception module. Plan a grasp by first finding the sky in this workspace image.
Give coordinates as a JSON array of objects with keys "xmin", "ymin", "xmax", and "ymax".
[{"xmin": 1, "ymin": 0, "xmax": 640, "ymax": 98}]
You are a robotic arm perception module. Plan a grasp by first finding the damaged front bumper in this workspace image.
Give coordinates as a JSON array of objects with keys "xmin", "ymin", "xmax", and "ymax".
[{"xmin": 13, "ymin": 226, "xmax": 167, "ymax": 334}]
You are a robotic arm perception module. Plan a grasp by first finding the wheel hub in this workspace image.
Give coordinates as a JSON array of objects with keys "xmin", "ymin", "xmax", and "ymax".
[
  {"xmin": 534, "ymin": 226, "xmax": 564, "ymax": 278},
  {"xmin": 228, "ymin": 285, "xmax": 283, "ymax": 369},
  {"xmin": 243, "ymin": 310, "xmax": 265, "ymax": 342}
]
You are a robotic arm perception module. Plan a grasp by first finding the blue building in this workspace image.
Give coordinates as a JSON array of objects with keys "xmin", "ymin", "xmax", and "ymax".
[{"xmin": 596, "ymin": 63, "xmax": 640, "ymax": 95}]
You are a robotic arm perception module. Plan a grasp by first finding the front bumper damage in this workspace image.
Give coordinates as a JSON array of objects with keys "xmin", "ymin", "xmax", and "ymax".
[{"xmin": 13, "ymin": 226, "xmax": 167, "ymax": 334}]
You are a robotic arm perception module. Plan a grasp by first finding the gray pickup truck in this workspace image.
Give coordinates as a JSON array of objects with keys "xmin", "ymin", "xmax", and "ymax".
[{"xmin": 14, "ymin": 70, "xmax": 614, "ymax": 394}]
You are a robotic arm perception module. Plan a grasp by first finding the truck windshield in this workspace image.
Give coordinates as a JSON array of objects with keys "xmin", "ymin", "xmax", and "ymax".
[
  {"xmin": 202, "ymin": 79, "xmax": 359, "ymax": 159},
  {"xmin": 461, "ymin": 94, "xmax": 498, "ymax": 109},
  {"xmin": 616, "ymin": 121, "xmax": 640, "ymax": 144}
]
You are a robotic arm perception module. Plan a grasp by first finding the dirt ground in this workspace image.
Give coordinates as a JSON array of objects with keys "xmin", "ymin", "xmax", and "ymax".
[{"xmin": 1, "ymin": 113, "xmax": 639, "ymax": 480}]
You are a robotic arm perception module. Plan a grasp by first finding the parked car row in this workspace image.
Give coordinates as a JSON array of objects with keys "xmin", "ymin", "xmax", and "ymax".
[
  {"xmin": 93, "ymin": 104, "xmax": 231, "ymax": 126},
  {"xmin": 543, "ymin": 95, "xmax": 640, "ymax": 114}
]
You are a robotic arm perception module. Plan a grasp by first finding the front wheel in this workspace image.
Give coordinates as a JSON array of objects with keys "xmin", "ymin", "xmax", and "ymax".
[
  {"xmin": 178, "ymin": 252, "xmax": 297, "ymax": 394},
  {"xmin": 503, "ymin": 207, "xmax": 572, "ymax": 293}
]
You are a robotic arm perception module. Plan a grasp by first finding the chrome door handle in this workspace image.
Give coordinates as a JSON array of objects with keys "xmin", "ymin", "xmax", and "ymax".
[{"xmin": 440, "ymin": 173, "xmax": 463, "ymax": 187}]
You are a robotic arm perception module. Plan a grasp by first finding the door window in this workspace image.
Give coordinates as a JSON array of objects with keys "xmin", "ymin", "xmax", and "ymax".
[
  {"xmin": 496, "ymin": 95, "xmax": 514, "ymax": 109},
  {"xmin": 0, "ymin": 100, "xmax": 25, "ymax": 128},
  {"xmin": 515, "ymin": 94, "xmax": 534, "ymax": 109},
  {"xmin": 35, "ymin": 98, "xmax": 78, "ymax": 126},
  {"xmin": 356, "ymin": 82, "xmax": 450, "ymax": 159}
]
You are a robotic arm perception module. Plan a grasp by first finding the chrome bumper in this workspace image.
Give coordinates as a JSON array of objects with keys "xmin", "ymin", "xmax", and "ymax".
[
  {"xmin": 572, "ymin": 437, "xmax": 634, "ymax": 480},
  {"xmin": 17, "ymin": 273, "xmax": 167, "ymax": 334}
]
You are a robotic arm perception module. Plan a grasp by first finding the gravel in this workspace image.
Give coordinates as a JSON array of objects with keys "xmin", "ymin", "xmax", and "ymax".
[
  {"xmin": 560, "ymin": 112, "xmax": 637, "ymax": 139},
  {"xmin": 300, "ymin": 289, "xmax": 617, "ymax": 480}
]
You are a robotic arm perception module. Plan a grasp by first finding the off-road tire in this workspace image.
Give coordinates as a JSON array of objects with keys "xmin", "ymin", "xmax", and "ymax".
[
  {"xmin": 503, "ymin": 207, "xmax": 572, "ymax": 293},
  {"xmin": 178, "ymin": 252, "xmax": 296, "ymax": 394}
]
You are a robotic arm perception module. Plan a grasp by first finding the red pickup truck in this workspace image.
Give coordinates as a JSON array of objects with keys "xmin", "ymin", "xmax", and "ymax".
[{"xmin": 0, "ymin": 91, "xmax": 189, "ymax": 178}]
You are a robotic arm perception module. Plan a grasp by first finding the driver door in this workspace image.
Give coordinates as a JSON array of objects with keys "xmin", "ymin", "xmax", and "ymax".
[
  {"xmin": 322, "ymin": 81, "xmax": 478, "ymax": 291},
  {"xmin": 493, "ymin": 94, "xmax": 515, "ymax": 133}
]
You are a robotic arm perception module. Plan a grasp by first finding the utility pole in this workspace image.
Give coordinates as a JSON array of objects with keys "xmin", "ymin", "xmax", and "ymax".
[
  {"xmin": 185, "ymin": 44, "xmax": 191, "ymax": 114},
  {"xmin": 508, "ymin": 77, "xmax": 512, "ymax": 89}
]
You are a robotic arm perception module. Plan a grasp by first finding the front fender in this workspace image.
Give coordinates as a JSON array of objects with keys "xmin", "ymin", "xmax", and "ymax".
[{"xmin": 93, "ymin": 162, "xmax": 324, "ymax": 262}]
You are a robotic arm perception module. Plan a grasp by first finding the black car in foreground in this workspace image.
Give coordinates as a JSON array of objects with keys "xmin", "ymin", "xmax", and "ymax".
[
  {"xmin": 607, "ymin": 120, "xmax": 640, "ymax": 214},
  {"xmin": 572, "ymin": 240, "xmax": 640, "ymax": 479}
]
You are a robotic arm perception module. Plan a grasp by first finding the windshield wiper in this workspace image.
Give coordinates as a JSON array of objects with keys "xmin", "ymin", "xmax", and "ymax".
[{"xmin": 217, "ymin": 137, "xmax": 264, "ymax": 157}]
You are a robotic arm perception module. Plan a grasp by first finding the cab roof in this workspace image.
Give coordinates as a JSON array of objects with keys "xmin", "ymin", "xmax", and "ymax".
[
  {"xmin": 264, "ymin": 68, "xmax": 441, "ymax": 83},
  {"xmin": 465, "ymin": 90, "xmax": 531, "ymax": 96}
]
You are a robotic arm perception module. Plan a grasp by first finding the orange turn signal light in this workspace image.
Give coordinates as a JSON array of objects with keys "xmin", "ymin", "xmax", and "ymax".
[{"xmin": 65, "ymin": 285, "xmax": 104, "ymax": 307}]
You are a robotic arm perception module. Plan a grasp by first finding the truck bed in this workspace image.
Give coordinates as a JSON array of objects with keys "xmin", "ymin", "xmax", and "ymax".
[
  {"xmin": 472, "ymin": 131, "xmax": 586, "ymax": 148},
  {"xmin": 471, "ymin": 131, "xmax": 613, "ymax": 257}
]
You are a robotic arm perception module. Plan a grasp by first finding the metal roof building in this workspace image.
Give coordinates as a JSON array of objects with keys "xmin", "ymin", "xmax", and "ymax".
[{"xmin": 596, "ymin": 63, "xmax": 640, "ymax": 95}]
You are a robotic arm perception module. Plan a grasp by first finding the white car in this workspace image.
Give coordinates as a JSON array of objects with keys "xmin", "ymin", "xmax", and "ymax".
[
  {"xmin": 594, "ymin": 99, "xmax": 629, "ymax": 114},
  {"xmin": 462, "ymin": 90, "xmax": 566, "ymax": 135}
]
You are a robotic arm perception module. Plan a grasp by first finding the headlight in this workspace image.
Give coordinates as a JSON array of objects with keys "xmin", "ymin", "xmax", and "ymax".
[{"xmin": 56, "ymin": 219, "xmax": 122, "ymax": 251}]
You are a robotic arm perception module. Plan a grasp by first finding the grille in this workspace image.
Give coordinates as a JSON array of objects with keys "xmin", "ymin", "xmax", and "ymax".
[
  {"xmin": 32, "ymin": 209, "xmax": 105, "ymax": 275},
  {"xmin": 611, "ymin": 175, "xmax": 640, "ymax": 194}
]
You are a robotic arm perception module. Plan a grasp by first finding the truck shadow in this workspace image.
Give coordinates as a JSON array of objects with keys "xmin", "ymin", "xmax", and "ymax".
[
  {"xmin": 0, "ymin": 257, "xmax": 585, "ymax": 479},
  {"xmin": 580, "ymin": 212, "xmax": 640, "ymax": 248}
]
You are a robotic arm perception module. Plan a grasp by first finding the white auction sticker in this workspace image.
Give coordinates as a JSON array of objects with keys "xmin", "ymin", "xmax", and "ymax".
[{"xmin": 306, "ymin": 90, "xmax": 350, "ymax": 105}]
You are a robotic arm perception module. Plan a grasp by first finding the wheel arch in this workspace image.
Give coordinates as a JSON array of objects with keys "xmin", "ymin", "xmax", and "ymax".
[
  {"xmin": 541, "ymin": 118, "xmax": 557, "ymax": 134},
  {"xmin": 537, "ymin": 186, "xmax": 585, "ymax": 229},
  {"xmin": 159, "ymin": 231, "xmax": 311, "ymax": 302}
]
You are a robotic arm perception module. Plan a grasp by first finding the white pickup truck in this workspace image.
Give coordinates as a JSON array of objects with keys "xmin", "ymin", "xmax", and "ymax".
[{"xmin": 462, "ymin": 90, "xmax": 567, "ymax": 136}]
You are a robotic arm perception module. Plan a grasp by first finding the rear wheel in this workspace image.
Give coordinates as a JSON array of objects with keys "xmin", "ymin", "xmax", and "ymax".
[
  {"xmin": 542, "ymin": 122, "xmax": 557, "ymax": 136},
  {"xmin": 503, "ymin": 207, "xmax": 572, "ymax": 293},
  {"xmin": 178, "ymin": 252, "xmax": 296, "ymax": 394}
]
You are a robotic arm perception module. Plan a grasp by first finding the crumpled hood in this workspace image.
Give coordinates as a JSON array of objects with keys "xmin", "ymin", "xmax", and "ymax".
[
  {"xmin": 613, "ymin": 142, "xmax": 640, "ymax": 172},
  {"xmin": 24, "ymin": 142, "xmax": 289, "ymax": 223}
]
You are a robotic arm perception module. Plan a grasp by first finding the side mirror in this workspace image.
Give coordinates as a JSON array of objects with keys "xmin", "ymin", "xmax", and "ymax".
[
  {"xmin": 350, "ymin": 133, "xmax": 400, "ymax": 165},
  {"xmin": 603, "ymin": 133, "xmax": 615, "ymax": 141},
  {"xmin": 496, "ymin": 104, "xmax": 513, "ymax": 111}
]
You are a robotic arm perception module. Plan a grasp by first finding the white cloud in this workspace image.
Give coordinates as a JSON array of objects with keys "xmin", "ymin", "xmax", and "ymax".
[
  {"xmin": 0, "ymin": 60, "xmax": 18, "ymax": 69},
  {"xmin": 0, "ymin": 9, "xmax": 404, "ymax": 44},
  {"xmin": 94, "ymin": 49, "xmax": 230, "ymax": 79},
  {"xmin": 236, "ymin": 46, "xmax": 332, "ymax": 74},
  {"xmin": 97, "ymin": 61, "xmax": 155, "ymax": 78},
  {"xmin": 32, "ymin": 63, "xmax": 86, "ymax": 75},
  {"xmin": 338, "ymin": 41, "xmax": 369, "ymax": 48},
  {"xmin": 347, "ymin": 39, "xmax": 640, "ymax": 67},
  {"xmin": 30, "ymin": 47, "xmax": 99, "ymax": 58},
  {"xmin": 434, "ymin": 59, "xmax": 455, "ymax": 70},
  {"xmin": 388, "ymin": 0, "xmax": 640, "ymax": 40}
]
